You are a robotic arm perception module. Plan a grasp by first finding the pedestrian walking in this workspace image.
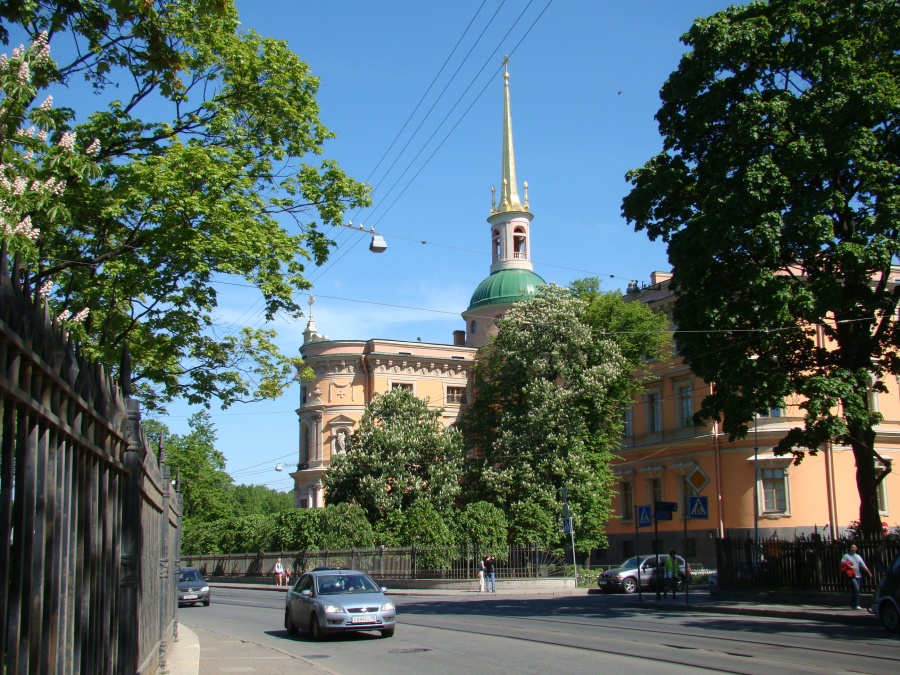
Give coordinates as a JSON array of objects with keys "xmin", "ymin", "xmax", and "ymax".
[
  {"xmin": 273, "ymin": 558, "xmax": 285, "ymax": 586},
  {"xmin": 484, "ymin": 555, "xmax": 496, "ymax": 593},
  {"xmin": 840, "ymin": 544, "xmax": 871, "ymax": 609},
  {"xmin": 664, "ymin": 550, "xmax": 679, "ymax": 599},
  {"xmin": 476, "ymin": 558, "xmax": 485, "ymax": 593}
]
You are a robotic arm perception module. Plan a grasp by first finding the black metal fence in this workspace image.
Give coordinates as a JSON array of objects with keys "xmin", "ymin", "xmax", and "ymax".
[
  {"xmin": 715, "ymin": 536, "xmax": 899, "ymax": 593},
  {"xmin": 183, "ymin": 544, "xmax": 566, "ymax": 581},
  {"xmin": 0, "ymin": 252, "xmax": 181, "ymax": 674}
]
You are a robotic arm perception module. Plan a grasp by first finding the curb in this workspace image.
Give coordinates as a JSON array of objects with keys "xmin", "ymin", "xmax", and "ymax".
[{"xmin": 165, "ymin": 623, "xmax": 199, "ymax": 675}]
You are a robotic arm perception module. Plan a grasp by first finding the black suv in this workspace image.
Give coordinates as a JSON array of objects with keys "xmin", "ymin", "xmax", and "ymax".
[{"xmin": 872, "ymin": 553, "xmax": 900, "ymax": 631}]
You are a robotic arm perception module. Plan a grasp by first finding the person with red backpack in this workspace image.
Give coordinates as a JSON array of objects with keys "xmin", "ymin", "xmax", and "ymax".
[{"xmin": 840, "ymin": 544, "xmax": 872, "ymax": 610}]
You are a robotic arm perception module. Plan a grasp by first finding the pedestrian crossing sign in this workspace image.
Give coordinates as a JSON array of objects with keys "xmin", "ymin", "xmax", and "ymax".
[
  {"xmin": 688, "ymin": 496, "xmax": 709, "ymax": 519},
  {"xmin": 637, "ymin": 505, "xmax": 652, "ymax": 528}
]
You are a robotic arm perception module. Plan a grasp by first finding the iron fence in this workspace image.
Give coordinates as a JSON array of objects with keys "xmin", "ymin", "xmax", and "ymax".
[
  {"xmin": 715, "ymin": 536, "xmax": 899, "ymax": 593},
  {"xmin": 183, "ymin": 544, "xmax": 567, "ymax": 581},
  {"xmin": 0, "ymin": 252, "xmax": 181, "ymax": 674}
]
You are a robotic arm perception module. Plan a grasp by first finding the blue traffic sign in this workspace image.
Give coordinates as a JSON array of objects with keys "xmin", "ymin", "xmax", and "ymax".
[
  {"xmin": 688, "ymin": 495, "xmax": 709, "ymax": 519},
  {"xmin": 562, "ymin": 517, "xmax": 573, "ymax": 534},
  {"xmin": 655, "ymin": 511, "xmax": 673, "ymax": 521},
  {"xmin": 637, "ymin": 505, "xmax": 652, "ymax": 528}
]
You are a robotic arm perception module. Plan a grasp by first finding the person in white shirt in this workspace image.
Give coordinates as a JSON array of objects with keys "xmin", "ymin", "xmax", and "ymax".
[{"xmin": 840, "ymin": 544, "xmax": 871, "ymax": 610}]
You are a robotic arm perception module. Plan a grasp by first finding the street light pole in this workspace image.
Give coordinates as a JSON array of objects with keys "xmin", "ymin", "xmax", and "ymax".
[{"xmin": 753, "ymin": 413, "xmax": 759, "ymax": 547}]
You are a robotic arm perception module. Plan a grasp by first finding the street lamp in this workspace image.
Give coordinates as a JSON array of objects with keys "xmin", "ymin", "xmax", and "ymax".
[
  {"xmin": 339, "ymin": 221, "xmax": 387, "ymax": 253},
  {"xmin": 748, "ymin": 354, "xmax": 760, "ymax": 547}
]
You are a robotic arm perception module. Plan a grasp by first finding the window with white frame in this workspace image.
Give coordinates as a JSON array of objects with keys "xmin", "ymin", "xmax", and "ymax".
[
  {"xmin": 446, "ymin": 386, "xmax": 467, "ymax": 404},
  {"xmin": 646, "ymin": 392, "xmax": 662, "ymax": 433},
  {"xmin": 300, "ymin": 424, "xmax": 310, "ymax": 464},
  {"xmin": 621, "ymin": 481, "xmax": 634, "ymax": 520},
  {"xmin": 761, "ymin": 468, "xmax": 787, "ymax": 513},
  {"xmin": 622, "ymin": 407, "xmax": 633, "ymax": 437},
  {"xmin": 650, "ymin": 477, "xmax": 663, "ymax": 505},
  {"xmin": 758, "ymin": 404, "xmax": 784, "ymax": 418},
  {"xmin": 391, "ymin": 382, "xmax": 414, "ymax": 392},
  {"xmin": 676, "ymin": 384, "xmax": 693, "ymax": 428}
]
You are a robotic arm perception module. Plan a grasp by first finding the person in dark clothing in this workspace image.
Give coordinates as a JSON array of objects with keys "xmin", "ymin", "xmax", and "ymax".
[{"xmin": 484, "ymin": 555, "xmax": 496, "ymax": 593}]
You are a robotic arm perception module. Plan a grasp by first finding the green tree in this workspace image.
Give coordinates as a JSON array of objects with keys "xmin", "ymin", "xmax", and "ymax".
[
  {"xmin": 399, "ymin": 500, "xmax": 456, "ymax": 570},
  {"xmin": 272, "ymin": 509, "xmax": 322, "ymax": 552},
  {"xmin": 461, "ymin": 283, "xmax": 665, "ymax": 553},
  {"xmin": 319, "ymin": 504, "xmax": 376, "ymax": 550},
  {"xmin": 622, "ymin": 0, "xmax": 900, "ymax": 537},
  {"xmin": 508, "ymin": 499, "xmax": 558, "ymax": 548},
  {"xmin": 224, "ymin": 514, "xmax": 274, "ymax": 554},
  {"xmin": 231, "ymin": 484, "xmax": 294, "ymax": 517},
  {"xmin": 324, "ymin": 388, "xmax": 465, "ymax": 525},
  {"xmin": 1, "ymin": 1, "xmax": 369, "ymax": 409},
  {"xmin": 147, "ymin": 412, "xmax": 234, "ymax": 522},
  {"xmin": 453, "ymin": 501, "xmax": 508, "ymax": 554}
]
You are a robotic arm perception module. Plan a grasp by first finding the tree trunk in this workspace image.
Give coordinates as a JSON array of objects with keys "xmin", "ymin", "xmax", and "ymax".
[{"xmin": 849, "ymin": 423, "xmax": 881, "ymax": 538}]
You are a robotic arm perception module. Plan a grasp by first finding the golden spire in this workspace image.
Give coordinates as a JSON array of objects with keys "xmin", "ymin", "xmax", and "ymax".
[{"xmin": 492, "ymin": 56, "xmax": 529, "ymax": 215}]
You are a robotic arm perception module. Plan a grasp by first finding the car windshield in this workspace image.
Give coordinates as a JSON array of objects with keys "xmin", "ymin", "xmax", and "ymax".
[
  {"xmin": 618, "ymin": 557, "xmax": 640, "ymax": 569},
  {"xmin": 316, "ymin": 574, "xmax": 380, "ymax": 595},
  {"xmin": 179, "ymin": 570, "xmax": 202, "ymax": 582}
]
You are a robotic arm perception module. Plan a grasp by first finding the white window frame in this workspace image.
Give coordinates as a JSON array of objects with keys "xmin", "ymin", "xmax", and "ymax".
[
  {"xmin": 445, "ymin": 385, "xmax": 468, "ymax": 405},
  {"xmin": 620, "ymin": 481, "xmax": 634, "ymax": 521},
  {"xmin": 622, "ymin": 407, "xmax": 633, "ymax": 437},
  {"xmin": 752, "ymin": 457, "xmax": 792, "ymax": 517},
  {"xmin": 676, "ymin": 383, "xmax": 693, "ymax": 428},
  {"xmin": 390, "ymin": 381, "xmax": 416, "ymax": 394},
  {"xmin": 645, "ymin": 391, "xmax": 662, "ymax": 434}
]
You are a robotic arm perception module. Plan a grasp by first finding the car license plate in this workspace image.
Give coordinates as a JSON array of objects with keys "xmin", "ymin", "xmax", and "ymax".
[
  {"xmin": 351, "ymin": 614, "xmax": 376, "ymax": 624},
  {"xmin": 182, "ymin": 594, "xmax": 198, "ymax": 600}
]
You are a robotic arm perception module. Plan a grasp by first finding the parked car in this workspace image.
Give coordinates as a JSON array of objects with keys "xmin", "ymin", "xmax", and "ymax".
[
  {"xmin": 178, "ymin": 566, "xmax": 210, "ymax": 607},
  {"xmin": 284, "ymin": 569, "xmax": 396, "ymax": 639},
  {"xmin": 597, "ymin": 554, "xmax": 691, "ymax": 594},
  {"xmin": 872, "ymin": 553, "xmax": 900, "ymax": 632}
]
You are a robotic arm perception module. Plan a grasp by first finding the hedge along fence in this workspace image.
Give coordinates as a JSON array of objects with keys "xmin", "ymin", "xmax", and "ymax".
[{"xmin": 183, "ymin": 544, "xmax": 567, "ymax": 581}]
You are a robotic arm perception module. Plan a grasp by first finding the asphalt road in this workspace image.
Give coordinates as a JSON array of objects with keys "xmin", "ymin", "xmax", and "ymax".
[{"xmin": 179, "ymin": 587, "xmax": 900, "ymax": 674}]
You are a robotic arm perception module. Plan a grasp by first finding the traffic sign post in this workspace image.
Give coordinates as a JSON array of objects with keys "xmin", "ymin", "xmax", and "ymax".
[{"xmin": 561, "ymin": 487, "xmax": 576, "ymax": 585}]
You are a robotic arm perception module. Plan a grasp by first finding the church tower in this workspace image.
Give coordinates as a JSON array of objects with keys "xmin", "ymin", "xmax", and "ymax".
[{"xmin": 462, "ymin": 61, "xmax": 546, "ymax": 347}]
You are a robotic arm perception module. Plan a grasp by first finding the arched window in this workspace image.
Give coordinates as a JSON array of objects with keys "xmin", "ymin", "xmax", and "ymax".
[
  {"xmin": 492, "ymin": 229, "xmax": 501, "ymax": 260},
  {"xmin": 513, "ymin": 226, "xmax": 527, "ymax": 259},
  {"xmin": 300, "ymin": 423, "xmax": 310, "ymax": 464}
]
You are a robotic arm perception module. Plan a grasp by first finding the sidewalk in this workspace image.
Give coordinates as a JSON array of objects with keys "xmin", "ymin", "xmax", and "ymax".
[{"xmin": 165, "ymin": 584, "xmax": 880, "ymax": 675}]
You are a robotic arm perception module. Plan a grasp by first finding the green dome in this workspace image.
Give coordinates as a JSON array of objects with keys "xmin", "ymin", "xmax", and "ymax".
[{"xmin": 467, "ymin": 269, "xmax": 547, "ymax": 311}]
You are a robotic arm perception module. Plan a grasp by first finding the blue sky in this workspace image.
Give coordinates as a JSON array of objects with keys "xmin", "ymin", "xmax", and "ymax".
[{"xmin": 16, "ymin": 1, "xmax": 737, "ymax": 489}]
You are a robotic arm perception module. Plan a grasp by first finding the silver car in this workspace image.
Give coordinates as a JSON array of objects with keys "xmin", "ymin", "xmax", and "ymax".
[
  {"xmin": 284, "ymin": 569, "xmax": 396, "ymax": 639},
  {"xmin": 597, "ymin": 554, "xmax": 690, "ymax": 594},
  {"xmin": 177, "ymin": 566, "xmax": 210, "ymax": 607}
]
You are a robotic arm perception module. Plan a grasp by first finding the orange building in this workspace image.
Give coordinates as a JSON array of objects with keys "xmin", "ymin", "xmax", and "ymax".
[{"xmin": 605, "ymin": 271, "xmax": 900, "ymax": 565}]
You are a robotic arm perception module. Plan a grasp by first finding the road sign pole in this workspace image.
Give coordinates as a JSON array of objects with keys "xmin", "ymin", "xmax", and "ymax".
[
  {"xmin": 683, "ymin": 478, "xmax": 689, "ymax": 605},
  {"xmin": 655, "ymin": 504, "xmax": 661, "ymax": 601},
  {"xmin": 634, "ymin": 505, "xmax": 642, "ymax": 601}
]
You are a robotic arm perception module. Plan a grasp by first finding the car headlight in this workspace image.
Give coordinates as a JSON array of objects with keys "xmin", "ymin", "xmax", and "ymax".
[
  {"xmin": 324, "ymin": 604, "xmax": 346, "ymax": 614},
  {"xmin": 201, "ymin": 586, "xmax": 209, "ymax": 592},
  {"xmin": 381, "ymin": 601, "xmax": 394, "ymax": 611},
  {"xmin": 614, "ymin": 573, "xmax": 624, "ymax": 579}
]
